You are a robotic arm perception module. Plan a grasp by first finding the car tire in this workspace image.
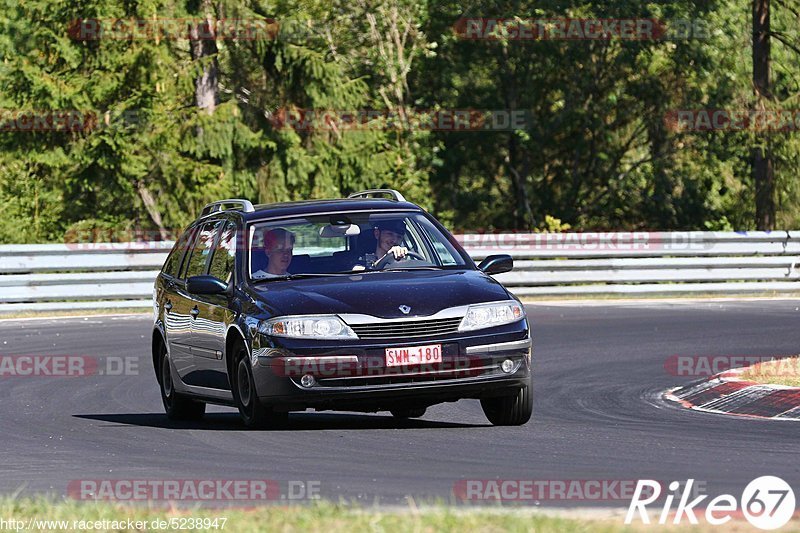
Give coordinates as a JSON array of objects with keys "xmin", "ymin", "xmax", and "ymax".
[
  {"xmin": 480, "ymin": 377, "xmax": 532, "ymax": 426},
  {"xmin": 390, "ymin": 407, "xmax": 427, "ymax": 419},
  {"xmin": 231, "ymin": 341, "xmax": 288, "ymax": 429},
  {"xmin": 158, "ymin": 342, "xmax": 206, "ymax": 421}
]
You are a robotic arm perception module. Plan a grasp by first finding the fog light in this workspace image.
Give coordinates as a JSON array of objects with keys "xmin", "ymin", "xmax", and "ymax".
[
  {"xmin": 500, "ymin": 359, "xmax": 515, "ymax": 373},
  {"xmin": 300, "ymin": 373, "xmax": 316, "ymax": 388}
]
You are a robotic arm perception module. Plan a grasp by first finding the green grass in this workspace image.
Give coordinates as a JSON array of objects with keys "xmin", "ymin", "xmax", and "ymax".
[
  {"xmin": 739, "ymin": 356, "xmax": 800, "ymax": 387},
  {"xmin": 0, "ymin": 309, "xmax": 150, "ymax": 320},
  {"xmin": 0, "ymin": 498, "xmax": 619, "ymax": 533},
  {"xmin": 1, "ymin": 498, "xmax": 794, "ymax": 532}
]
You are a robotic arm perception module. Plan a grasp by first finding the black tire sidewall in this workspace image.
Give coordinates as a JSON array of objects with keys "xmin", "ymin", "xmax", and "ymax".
[
  {"xmin": 232, "ymin": 343, "xmax": 268, "ymax": 427},
  {"xmin": 158, "ymin": 341, "xmax": 205, "ymax": 420},
  {"xmin": 159, "ymin": 343, "xmax": 176, "ymax": 413},
  {"xmin": 481, "ymin": 377, "xmax": 533, "ymax": 426}
]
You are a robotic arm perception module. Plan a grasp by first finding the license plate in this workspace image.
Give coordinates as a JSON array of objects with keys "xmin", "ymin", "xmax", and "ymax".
[{"xmin": 385, "ymin": 344, "xmax": 442, "ymax": 367}]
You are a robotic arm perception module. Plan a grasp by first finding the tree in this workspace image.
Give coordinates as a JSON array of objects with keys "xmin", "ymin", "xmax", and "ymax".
[{"xmin": 753, "ymin": 0, "xmax": 775, "ymax": 230}]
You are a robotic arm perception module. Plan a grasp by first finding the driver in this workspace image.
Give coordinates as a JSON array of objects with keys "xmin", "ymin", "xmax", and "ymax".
[
  {"xmin": 353, "ymin": 220, "xmax": 409, "ymax": 270},
  {"xmin": 252, "ymin": 227, "xmax": 295, "ymax": 279},
  {"xmin": 373, "ymin": 220, "xmax": 408, "ymax": 262}
]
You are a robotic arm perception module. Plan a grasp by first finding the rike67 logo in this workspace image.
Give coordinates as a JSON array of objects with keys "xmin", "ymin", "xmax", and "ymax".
[{"xmin": 626, "ymin": 477, "xmax": 796, "ymax": 530}]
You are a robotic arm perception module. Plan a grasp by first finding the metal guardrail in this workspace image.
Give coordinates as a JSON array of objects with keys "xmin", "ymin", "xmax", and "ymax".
[
  {"xmin": 0, "ymin": 243, "xmax": 169, "ymax": 312},
  {"xmin": 0, "ymin": 232, "xmax": 798, "ymax": 311}
]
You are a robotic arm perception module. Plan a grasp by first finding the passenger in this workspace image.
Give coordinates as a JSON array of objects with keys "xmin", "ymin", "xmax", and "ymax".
[{"xmin": 252, "ymin": 228, "xmax": 295, "ymax": 279}]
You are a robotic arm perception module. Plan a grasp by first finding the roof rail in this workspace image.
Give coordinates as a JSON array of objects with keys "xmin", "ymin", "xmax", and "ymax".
[
  {"xmin": 347, "ymin": 189, "xmax": 406, "ymax": 202},
  {"xmin": 200, "ymin": 199, "xmax": 255, "ymax": 217}
]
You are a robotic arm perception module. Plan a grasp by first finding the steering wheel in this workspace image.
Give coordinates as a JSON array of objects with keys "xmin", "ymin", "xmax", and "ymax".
[{"xmin": 373, "ymin": 250, "xmax": 426, "ymax": 269}]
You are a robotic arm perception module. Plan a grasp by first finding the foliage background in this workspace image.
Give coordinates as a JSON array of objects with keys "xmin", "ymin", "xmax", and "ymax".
[{"xmin": 0, "ymin": 0, "xmax": 798, "ymax": 242}]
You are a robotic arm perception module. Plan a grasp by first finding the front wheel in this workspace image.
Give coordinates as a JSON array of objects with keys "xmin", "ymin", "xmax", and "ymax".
[
  {"xmin": 232, "ymin": 342, "xmax": 288, "ymax": 429},
  {"xmin": 480, "ymin": 378, "xmax": 532, "ymax": 426},
  {"xmin": 159, "ymin": 343, "xmax": 205, "ymax": 421}
]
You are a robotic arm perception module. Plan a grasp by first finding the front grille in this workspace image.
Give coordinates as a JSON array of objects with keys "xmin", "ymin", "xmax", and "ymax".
[
  {"xmin": 316, "ymin": 366, "xmax": 495, "ymax": 387},
  {"xmin": 349, "ymin": 317, "xmax": 463, "ymax": 339}
]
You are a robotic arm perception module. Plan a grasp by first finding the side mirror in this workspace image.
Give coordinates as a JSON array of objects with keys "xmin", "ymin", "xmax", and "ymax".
[
  {"xmin": 478, "ymin": 254, "xmax": 513, "ymax": 275},
  {"xmin": 186, "ymin": 275, "xmax": 228, "ymax": 295}
]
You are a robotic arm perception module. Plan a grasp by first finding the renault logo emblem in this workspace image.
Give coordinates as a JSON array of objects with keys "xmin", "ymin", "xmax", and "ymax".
[{"xmin": 399, "ymin": 305, "xmax": 411, "ymax": 315}]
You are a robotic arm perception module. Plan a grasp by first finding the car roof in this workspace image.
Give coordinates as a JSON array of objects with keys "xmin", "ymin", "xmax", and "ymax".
[{"xmin": 240, "ymin": 198, "xmax": 423, "ymax": 222}]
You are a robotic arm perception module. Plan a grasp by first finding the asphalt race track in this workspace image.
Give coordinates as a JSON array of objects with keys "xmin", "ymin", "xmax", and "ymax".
[{"xmin": 1, "ymin": 300, "xmax": 799, "ymax": 507}]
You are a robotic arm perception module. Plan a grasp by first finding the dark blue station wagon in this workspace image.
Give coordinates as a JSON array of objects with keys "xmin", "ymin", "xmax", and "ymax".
[{"xmin": 152, "ymin": 190, "xmax": 532, "ymax": 428}]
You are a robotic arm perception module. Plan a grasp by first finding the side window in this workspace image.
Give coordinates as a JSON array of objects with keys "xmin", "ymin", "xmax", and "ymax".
[
  {"xmin": 208, "ymin": 221, "xmax": 236, "ymax": 283},
  {"xmin": 401, "ymin": 220, "xmax": 427, "ymax": 259},
  {"xmin": 162, "ymin": 228, "xmax": 194, "ymax": 277},
  {"xmin": 181, "ymin": 221, "xmax": 221, "ymax": 279},
  {"xmin": 432, "ymin": 242, "xmax": 458, "ymax": 265},
  {"xmin": 414, "ymin": 217, "xmax": 466, "ymax": 266}
]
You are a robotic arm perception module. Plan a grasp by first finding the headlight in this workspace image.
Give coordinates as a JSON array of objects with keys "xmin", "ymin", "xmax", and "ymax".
[
  {"xmin": 458, "ymin": 301, "xmax": 525, "ymax": 332},
  {"xmin": 258, "ymin": 315, "xmax": 357, "ymax": 340}
]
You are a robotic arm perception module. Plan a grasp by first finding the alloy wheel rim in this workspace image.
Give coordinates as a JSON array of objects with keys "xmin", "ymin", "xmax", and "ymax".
[
  {"xmin": 162, "ymin": 355, "xmax": 173, "ymax": 399},
  {"xmin": 237, "ymin": 360, "xmax": 252, "ymax": 409}
]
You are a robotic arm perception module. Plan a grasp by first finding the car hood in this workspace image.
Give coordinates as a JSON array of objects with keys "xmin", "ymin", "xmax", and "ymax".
[{"xmin": 250, "ymin": 269, "xmax": 512, "ymax": 319}]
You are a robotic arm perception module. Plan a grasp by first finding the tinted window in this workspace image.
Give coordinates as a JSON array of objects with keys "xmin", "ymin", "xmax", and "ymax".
[
  {"xmin": 247, "ymin": 213, "xmax": 468, "ymax": 279},
  {"xmin": 208, "ymin": 221, "xmax": 236, "ymax": 283},
  {"xmin": 162, "ymin": 228, "xmax": 195, "ymax": 277},
  {"xmin": 416, "ymin": 218, "xmax": 465, "ymax": 266},
  {"xmin": 251, "ymin": 221, "xmax": 348, "ymax": 258},
  {"xmin": 182, "ymin": 221, "xmax": 221, "ymax": 279}
]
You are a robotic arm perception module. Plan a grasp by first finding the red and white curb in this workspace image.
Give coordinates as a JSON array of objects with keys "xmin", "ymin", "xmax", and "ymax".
[{"xmin": 665, "ymin": 368, "xmax": 800, "ymax": 420}]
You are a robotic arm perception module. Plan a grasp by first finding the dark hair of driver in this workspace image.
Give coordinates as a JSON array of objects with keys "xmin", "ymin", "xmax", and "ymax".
[{"xmin": 374, "ymin": 221, "xmax": 406, "ymax": 235}]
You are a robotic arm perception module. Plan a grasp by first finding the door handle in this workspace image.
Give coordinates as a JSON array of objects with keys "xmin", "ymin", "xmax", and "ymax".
[
  {"xmin": 190, "ymin": 306, "xmax": 200, "ymax": 318},
  {"xmin": 164, "ymin": 301, "xmax": 173, "ymax": 312}
]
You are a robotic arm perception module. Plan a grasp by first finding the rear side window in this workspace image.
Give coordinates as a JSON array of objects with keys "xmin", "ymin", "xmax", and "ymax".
[
  {"xmin": 208, "ymin": 221, "xmax": 237, "ymax": 284},
  {"xmin": 162, "ymin": 228, "xmax": 195, "ymax": 278},
  {"xmin": 181, "ymin": 221, "xmax": 221, "ymax": 279}
]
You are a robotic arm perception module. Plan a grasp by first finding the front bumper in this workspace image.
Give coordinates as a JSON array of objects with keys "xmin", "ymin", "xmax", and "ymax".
[{"xmin": 249, "ymin": 324, "xmax": 532, "ymax": 412}]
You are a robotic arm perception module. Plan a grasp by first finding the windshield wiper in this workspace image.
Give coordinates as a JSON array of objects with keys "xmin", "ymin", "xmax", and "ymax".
[
  {"xmin": 384, "ymin": 266, "xmax": 444, "ymax": 271},
  {"xmin": 251, "ymin": 272, "xmax": 352, "ymax": 283}
]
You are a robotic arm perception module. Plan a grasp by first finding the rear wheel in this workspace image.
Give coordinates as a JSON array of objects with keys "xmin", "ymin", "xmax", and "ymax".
[
  {"xmin": 158, "ymin": 342, "xmax": 205, "ymax": 421},
  {"xmin": 390, "ymin": 407, "xmax": 427, "ymax": 419},
  {"xmin": 231, "ymin": 341, "xmax": 288, "ymax": 429},
  {"xmin": 480, "ymin": 378, "xmax": 532, "ymax": 426}
]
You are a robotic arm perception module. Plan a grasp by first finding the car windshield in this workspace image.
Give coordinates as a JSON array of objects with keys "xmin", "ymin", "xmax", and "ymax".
[{"xmin": 247, "ymin": 212, "xmax": 470, "ymax": 280}]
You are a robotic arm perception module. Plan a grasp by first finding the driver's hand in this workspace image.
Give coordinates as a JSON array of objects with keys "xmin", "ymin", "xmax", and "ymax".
[{"xmin": 387, "ymin": 246, "xmax": 408, "ymax": 259}]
